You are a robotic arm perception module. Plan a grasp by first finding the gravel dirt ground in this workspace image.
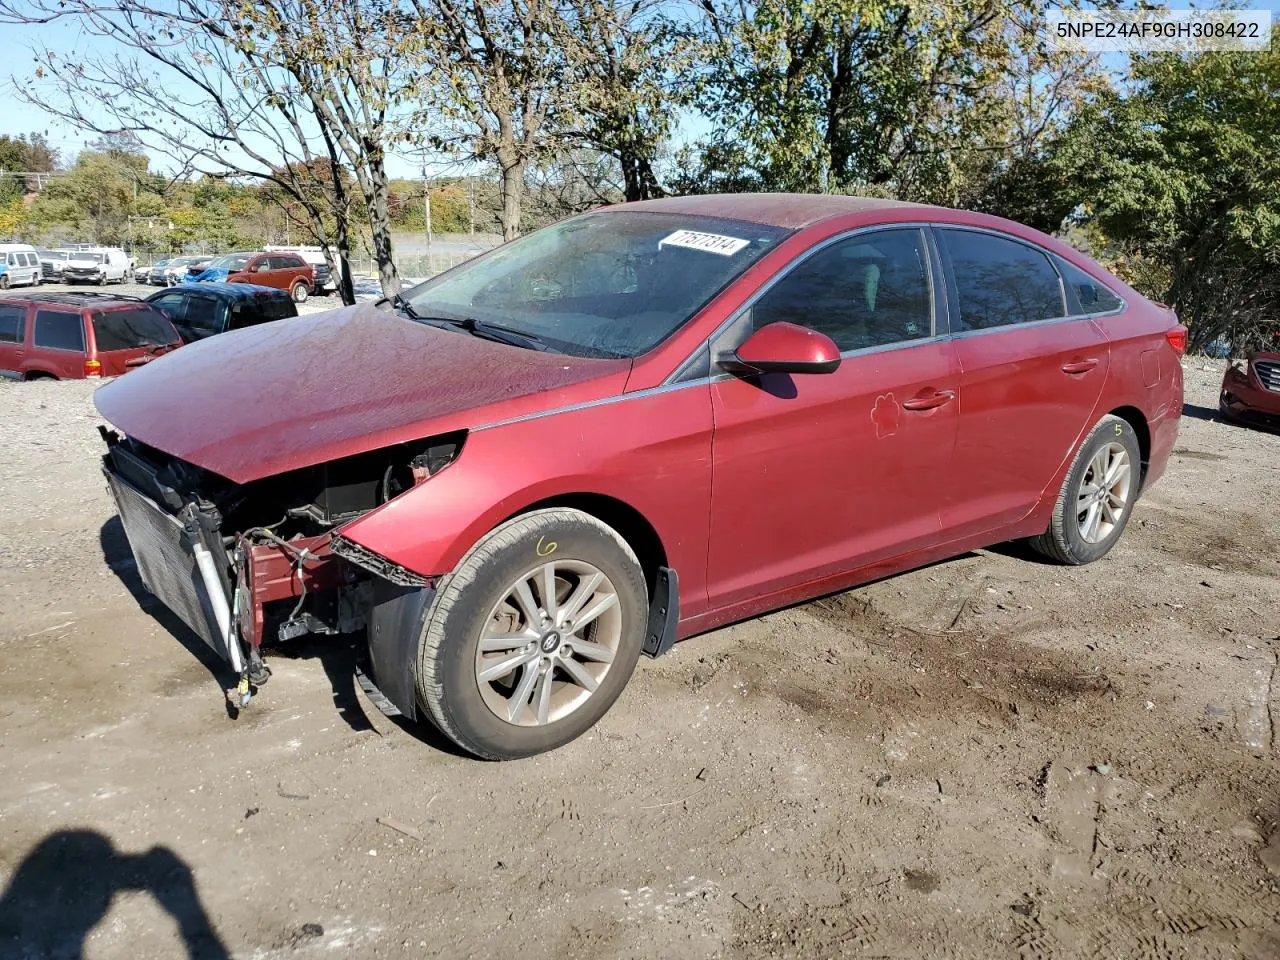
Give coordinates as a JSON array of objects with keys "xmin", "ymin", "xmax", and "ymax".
[{"xmin": 0, "ymin": 348, "xmax": 1277, "ymax": 960}]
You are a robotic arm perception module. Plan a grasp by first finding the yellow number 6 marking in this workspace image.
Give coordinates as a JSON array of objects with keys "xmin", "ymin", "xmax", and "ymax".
[{"xmin": 536, "ymin": 536, "xmax": 557, "ymax": 557}]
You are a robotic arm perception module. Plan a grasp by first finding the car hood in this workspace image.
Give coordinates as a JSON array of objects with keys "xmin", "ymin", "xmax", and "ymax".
[
  {"xmin": 1249, "ymin": 351, "xmax": 1280, "ymax": 362},
  {"xmin": 67, "ymin": 257, "xmax": 101, "ymax": 268},
  {"xmin": 94, "ymin": 304, "xmax": 632, "ymax": 483}
]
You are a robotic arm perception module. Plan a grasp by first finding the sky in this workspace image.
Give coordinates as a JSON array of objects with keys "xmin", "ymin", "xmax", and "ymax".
[{"xmin": 1, "ymin": 1, "xmax": 1277, "ymax": 182}]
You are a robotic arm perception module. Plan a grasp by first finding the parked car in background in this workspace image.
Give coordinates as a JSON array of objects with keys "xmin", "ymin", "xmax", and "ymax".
[
  {"xmin": 134, "ymin": 262, "xmax": 152, "ymax": 283},
  {"xmin": 0, "ymin": 244, "xmax": 43, "ymax": 289},
  {"xmin": 64, "ymin": 248, "xmax": 131, "ymax": 285},
  {"xmin": 1220, "ymin": 352, "xmax": 1280, "ymax": 431},
  {"xmin": 145, "ymin": 282, "xmax": 298, "ymax": 342},
  {"xmin": 95, "ymin": 194, "xmax": 1186, "ymax": 760},
  {"xmin": 150, "ymin": 255, "xmax": 212, "ymax": 286},
  {"xmin": 36, "ymin": 248, "xmax": 70, "ymax": 281},
  {"xmin": 0, "ymin": 291, "xmax": 181, "ymax": 379},
  {"xmin": 265, "ymin": 244, "xmax": 336, "ymax": 295},
  {"xmin": 189, "ymin": 251, "xmax": 315, "ymax": 302}
]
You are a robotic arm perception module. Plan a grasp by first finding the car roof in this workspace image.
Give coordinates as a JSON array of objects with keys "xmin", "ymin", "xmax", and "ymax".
[
  {"xmin": 0, "ymin": 291, "xmax": 147, "ymax": 310},
  {"xmin": 157, "ymin": 282, "xmax": 291, "ymax": 300},
  {"xmin": 606, "ymin": 192, "xmax": 933, "ymax": 229}
]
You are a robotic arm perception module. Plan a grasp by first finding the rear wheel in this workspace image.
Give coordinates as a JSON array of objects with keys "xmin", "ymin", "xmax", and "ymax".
[
  {"xmin": 291, "ymin": 280, "xmax": 309, "ymax": 303},
  {"xmin": 0, "ymin": 275, "xmax": 9, "ymax": 290},
  {"xmin": 417, "ymin": 508, "xmax": 648, "ymax": 760},
  {"xmin": 1029, "ymin": 414, "xmax": 1141, "ymax": 565}
]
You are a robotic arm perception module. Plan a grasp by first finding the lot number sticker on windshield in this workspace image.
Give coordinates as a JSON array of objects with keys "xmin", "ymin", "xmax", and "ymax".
[{"xmin": 659, "ymin": 230, "xmax": 750, "ymax": 256}]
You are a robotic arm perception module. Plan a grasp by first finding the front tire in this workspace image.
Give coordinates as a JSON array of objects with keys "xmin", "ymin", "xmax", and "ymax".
[
  {"xmin": 0, "ymin": 276, "xmax": 9, "ymax": 290},
  {"xmin": 417, "ymin": 508, "xmax": 649, "ymax": 760},
  {"xmin": 1029, "ymin": 414, "xmax": 1142, "ymax": 565}
]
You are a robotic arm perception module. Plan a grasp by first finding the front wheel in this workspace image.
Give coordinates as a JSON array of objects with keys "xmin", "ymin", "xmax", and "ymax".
[
  {"xmin": 291, "ymin": 281, "xmax": 309, "ymax": 303},
  {"xmin": 1029, "ymin": 414, "xmax": 1142, "ymax": 565},
  {"xmin": 0, "ymin": 275, "xmax": 9, "ymax": 290},
  {"xmin": 417, "ymin": 508, "xmax": 649, "ymax": 760}
]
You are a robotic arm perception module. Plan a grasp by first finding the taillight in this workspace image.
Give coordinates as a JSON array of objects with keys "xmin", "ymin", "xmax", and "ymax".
[
  {"xmin": 84, "ymin": 359, "xmax": 102, "ymax": 377},
  {"xmin": 1166, "ymin": 326, "xmax": 1188, "ymax": 356}
]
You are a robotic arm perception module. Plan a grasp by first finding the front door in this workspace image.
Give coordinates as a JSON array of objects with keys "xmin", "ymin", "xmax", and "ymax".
[
  {"xmin": 935, "ymin": 227, "xmax": 1110, "ymax": 537},
  {"xmin": 706, "ymin": 227, "xmax": 960, "ymax": 612}
]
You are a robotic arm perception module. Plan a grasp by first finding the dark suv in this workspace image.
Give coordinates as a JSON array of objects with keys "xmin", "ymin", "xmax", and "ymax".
[
  {"xmin": 145, "ymin": 282, "xmax": 299, "ymax": 342},
  {"xmin": 0, "ymin": 292, "xmax": 181, "ymax": 379}
]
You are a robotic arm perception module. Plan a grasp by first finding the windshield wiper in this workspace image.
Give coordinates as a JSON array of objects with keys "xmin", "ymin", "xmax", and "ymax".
[{"xmin": 417, "ymin": 314, "xmax": 551, "ymax": 352}]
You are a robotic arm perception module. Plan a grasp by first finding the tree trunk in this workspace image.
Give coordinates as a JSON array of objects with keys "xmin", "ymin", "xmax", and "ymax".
[
  {"xmin": 333, "ymin": 213, "xmax": 356, "ymax": 306},
  {"xmin": 498, "ymin": 155, "xmax": 525, "ymax": 242},
  {"xmin": 364, "ymin": 145, "xmax": 400, "ymax": 296}
]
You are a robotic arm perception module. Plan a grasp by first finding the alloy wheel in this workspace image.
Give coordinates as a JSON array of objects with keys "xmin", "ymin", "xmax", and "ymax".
[
  {"xmin": 474, "ymin": 559, "xmax": 622, "ymax": 727},
  {"xmin": 1075, "ymin": 442, "xmax": 1132, "ymax": 544}
]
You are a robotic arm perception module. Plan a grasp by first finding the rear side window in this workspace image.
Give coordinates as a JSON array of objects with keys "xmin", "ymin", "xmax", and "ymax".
[
  {"xmin": 0, "ymin": 304, "xmax": 25, "ymax": 343},
  {"xmin": 1055, "ymin": 258, "xmax": 1124, "ymax": 314},
  {"xmin": 229, "ymin": 296, "xmax": 297, "ymax": 330},
  {"xmin": 34, "ymin": 310, "xmax": 86, "ymax": 352},
  {"xmin": 182, "ymin": 295, "xmax": 226, "ymax": 335},
  {"xmin": 941, "ymin": 229, "xmax": 1067, "ymax": 331},
  {"xmin": 751, "ymin": 228, "xmax": 934, "ymax": 351},
  {"xmin": 91, "ymin": 308, "xmax": 177, "ymax": 351}
]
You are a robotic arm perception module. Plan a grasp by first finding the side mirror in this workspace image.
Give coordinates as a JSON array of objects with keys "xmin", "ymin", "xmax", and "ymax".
[{"xmin": 720, "ymin": 321, "xmax": 841, "ymax": 376}]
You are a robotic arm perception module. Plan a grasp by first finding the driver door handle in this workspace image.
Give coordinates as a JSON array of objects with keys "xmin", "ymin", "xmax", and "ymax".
[{"xmin": 902, "ymin": 389, "xmax": 956, "ymax": 411}]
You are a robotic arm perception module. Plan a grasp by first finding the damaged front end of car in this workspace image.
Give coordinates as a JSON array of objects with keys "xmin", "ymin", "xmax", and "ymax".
[{"xmin": 99, "ymin": 426, "xmax": 465, "ymax": 712}]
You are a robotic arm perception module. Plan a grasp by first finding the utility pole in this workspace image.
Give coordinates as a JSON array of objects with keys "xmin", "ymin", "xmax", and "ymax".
[{"xmin": 421, "ymin": 152, "xmax": 432, "ymax": 265}]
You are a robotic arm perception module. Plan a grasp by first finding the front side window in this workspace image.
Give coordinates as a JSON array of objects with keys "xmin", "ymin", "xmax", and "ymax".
[
  {"xmin": 1055, "ymin": 257, "xmax": 1124, "ymax": 314},
  {"xmin": 0, "ymin": 304, "xmax": 25, "ymax": 343},
  {"xmin": 941, "ymin": 229, "xmax": 1067, "ymax": 331},
  {"xmin": 404, "ymin": 211, "xmax": 789, "ymax": 358},
  {"xmin": 751, "ymin": 229, "xmax": 934, "ymax": 351},
  {"xmin": 91, "ymin": 308, "xmax": 178, "ymax": 351},
  {"xmin": 33, "ymin": 310, "xmax": 86, "ymax": 352}
]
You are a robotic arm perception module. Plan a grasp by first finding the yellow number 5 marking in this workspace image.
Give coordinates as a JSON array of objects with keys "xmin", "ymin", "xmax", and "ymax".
[
  {"xmin": 1114, "ymin": 423, "xmax": 1123, "ymax": 436},
  {"xmin": 536, "ymin": 536, "xmax": 557, "ymax": 557}
]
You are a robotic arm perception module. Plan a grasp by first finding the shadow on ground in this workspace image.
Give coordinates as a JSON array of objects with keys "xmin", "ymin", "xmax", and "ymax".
[{"xmin": 0, "ymin": 830, "xmax": 230, "ymax": 959}]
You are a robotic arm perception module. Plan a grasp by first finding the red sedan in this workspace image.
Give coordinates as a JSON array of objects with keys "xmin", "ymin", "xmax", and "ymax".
[{"xmin": 95, "ymin": 194, "xmax": 1185, "ymax": 759}]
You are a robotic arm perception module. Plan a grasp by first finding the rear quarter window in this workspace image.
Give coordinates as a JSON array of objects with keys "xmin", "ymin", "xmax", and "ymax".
[
  {"xmin": 1055, "ymin": 257, "xmax": 1125, "ymax": 314},
  {"xmin": 91, "ymin": 307, "xmax": 178, "ymax": 351},
  {"xmin": 33, "ymin": 310, "xmax": 87, "ymax": 352},
  {"xmin": 0, "ymin": 304, "xmax": 25, "ymax": 343}
]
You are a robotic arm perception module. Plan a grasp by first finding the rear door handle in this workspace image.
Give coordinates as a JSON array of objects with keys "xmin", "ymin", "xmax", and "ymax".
[
  {"xmin": 902, "ymin": 389, "xmax": 956, "ymax": 411},
  {"xmin": 1060, "ymin": 358, "xmax": 1099, "ymax": 374}
]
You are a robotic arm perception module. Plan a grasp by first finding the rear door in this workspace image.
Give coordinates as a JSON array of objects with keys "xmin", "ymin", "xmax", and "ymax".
[
  {"xmin": 0, "ymin": 301, "xmax": 28, "ymax": 376},
  {"xmin": 90, "ymin": 307, "xmax": 182, "ymax": 375},
  {"xmin": 706, "ymin": 227, "xmax": 960, "ymax": 611},
  {"xmin": 936, "ymin": 227, "xmax": 1109, "ymax": 538},
  {"xmin": 32, "ymin": 309, "xmax": 88, "ymax": 378}
]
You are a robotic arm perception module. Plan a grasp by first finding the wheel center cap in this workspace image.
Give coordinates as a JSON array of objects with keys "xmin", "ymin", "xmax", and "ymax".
[{"xmin": 540, "ymin": 631, "xmax": 562, "ymax": 654}]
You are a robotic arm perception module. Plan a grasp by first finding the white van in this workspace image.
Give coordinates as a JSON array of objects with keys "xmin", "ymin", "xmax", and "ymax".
[
  {"xmin": 63, "ymin": 248, "xmax": 131, "ymax": 285},
  {"xmin": 0, "ymin": 243, "xmax": 42, "ymax": 289}
]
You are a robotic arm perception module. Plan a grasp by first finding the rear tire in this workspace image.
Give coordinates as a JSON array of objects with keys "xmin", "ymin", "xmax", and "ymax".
[
  {"xmin": 291, "ymin": 281, "xmax": 309, "ymax": 303},
  {"xmin": 1029, "ymin": 414, "xmax": 1142, "ymax": 565},
  {"xmin": 0, "ymin": 276, "xmax": 9, "ymax": 290},
  {"xmin": 416, "ymin": 508, "xmax": 648, "ymax": 760}
]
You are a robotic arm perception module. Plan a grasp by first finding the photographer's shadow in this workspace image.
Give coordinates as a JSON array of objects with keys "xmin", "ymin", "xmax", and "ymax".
[{"xmin": 0, "ymin": 830, "xmax": 230, "ymax": 959}]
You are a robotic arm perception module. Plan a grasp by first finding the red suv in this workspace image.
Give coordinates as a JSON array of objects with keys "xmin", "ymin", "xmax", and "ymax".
[
  {"xmin": 190, "ymin": 252, "xmax": 315, "ymax": 303},
  {"xmin": 0, "ymin": 292, "xmax": 181, "ymax": 379},
  {"xmin": 96, "ymin": 195, "xmax": 1184, "ymax": 759}
]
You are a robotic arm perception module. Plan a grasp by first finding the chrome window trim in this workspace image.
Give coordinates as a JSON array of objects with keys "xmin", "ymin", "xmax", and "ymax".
[{"xmin": 665, "ymin": 223, "xmax": 943, "ymax": 385}]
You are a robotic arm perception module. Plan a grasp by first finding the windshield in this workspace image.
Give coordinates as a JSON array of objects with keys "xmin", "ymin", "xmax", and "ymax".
[
  {"xmin": 403, "ymin": 211, "xmax": 789, "ymax": 358},
  {"xmin": 211, "ymin": 254, "xmax": 251, "ymax": 270},
  {"xmin": 92, "ymin": 308, "xmax": 178, "ymax": 350},
  {"xmin": 73, "ymin": 253, "xmax": 106, "ymax": 264}
]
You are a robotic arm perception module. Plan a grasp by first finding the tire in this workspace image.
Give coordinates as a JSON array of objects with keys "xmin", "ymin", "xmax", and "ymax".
[
  {"xmin": 291, "ymin": 281, "xmax": 309, "ymax": 303},
  {"xmin": 1029, "ymin": 414, "xmax": 1142, "ymax": 565},
  {"xmin": 417, "ymin": 508, "xmax": 649, "ymax": 760},
  {"xmin": 0, "ymin": 276, "xmax": 8, "ymax": 290}
]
